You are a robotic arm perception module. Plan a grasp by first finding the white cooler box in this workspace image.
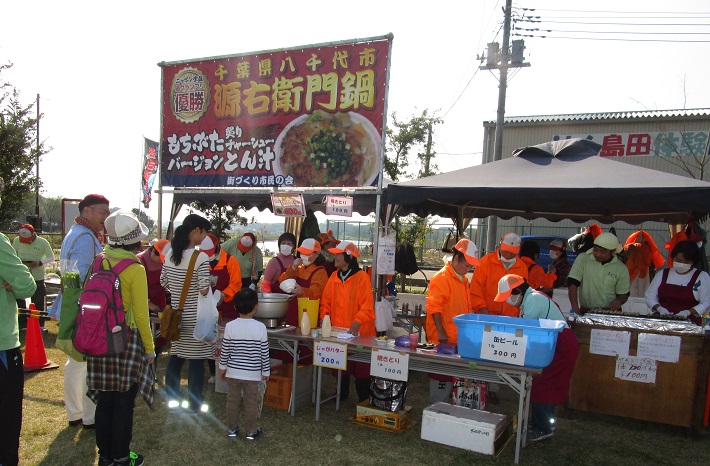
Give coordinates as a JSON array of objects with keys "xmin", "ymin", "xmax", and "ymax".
[{"xmin": 421, "ymin": 402, "xmax": 511, "ymax": 456}]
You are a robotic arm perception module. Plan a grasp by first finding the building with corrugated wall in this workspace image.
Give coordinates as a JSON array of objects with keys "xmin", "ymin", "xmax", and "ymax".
[{"xmin": 479, "ymin": 108, "xmax": 710, "ymax": 252}]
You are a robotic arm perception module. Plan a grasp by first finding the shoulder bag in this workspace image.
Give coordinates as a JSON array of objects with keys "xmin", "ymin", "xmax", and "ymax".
[{"xmin": 160, "ymin": 250, "xmax": 199, "ymax": 341}]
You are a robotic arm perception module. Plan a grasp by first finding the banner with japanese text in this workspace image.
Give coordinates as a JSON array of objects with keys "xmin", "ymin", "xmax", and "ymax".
[
  {"xmin": 160, "ymin": 36, "xmax": 390, "ymax": 189},
  {"xmin": 141, "ymin": 138, "xmax": 159, "ymax": 208},
  {"xmin": 553, "ymin": 131, "xmax": 710, "ymax": 158}
]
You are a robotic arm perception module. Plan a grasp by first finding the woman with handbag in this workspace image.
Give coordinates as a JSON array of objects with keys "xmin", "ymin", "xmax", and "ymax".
[{"xmin": 160, "ymin": 214, "xmax": 213, "ymax": 412}]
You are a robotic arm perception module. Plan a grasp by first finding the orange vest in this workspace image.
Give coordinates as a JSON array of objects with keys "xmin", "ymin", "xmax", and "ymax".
[
  {"xmin": 470, "ymin": 251, "xmax": 528, "ymax": 317},
  {"xmin": 320, "ymin": 269, "xmax": 375, "ymax": 336},
  {"xmin": 279, "ymin": 263, "xmax": 329, "ymax": 300},
  {"xmin": 425, "ymin": 262, "xmax": 471, "ymax": 344}
]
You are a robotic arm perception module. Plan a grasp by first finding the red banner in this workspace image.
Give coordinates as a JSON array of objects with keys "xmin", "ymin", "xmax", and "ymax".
[
  {"xmin": 141, "ymin": 138, "xmax": 159, "ymax": 207},
  {"xmin": 160, "ymin": 36, "xmax": 390, "ymax": 189}
]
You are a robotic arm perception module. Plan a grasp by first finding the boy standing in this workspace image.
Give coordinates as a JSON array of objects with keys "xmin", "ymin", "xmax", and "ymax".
[{"xmin": 219, "ymin": 288, "xmax": 270, "ymax": 440}]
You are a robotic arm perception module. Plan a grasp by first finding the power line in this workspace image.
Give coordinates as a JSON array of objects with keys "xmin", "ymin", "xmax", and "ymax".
[
  {"xmin": 520, "ymin": 7, "xmax": 710, "ymax": 15},
  {"xmin": 524, "ymin": 19, "xmax": 710, "ymax": 26},
  {"xmin": 442, "ymin": 67, "xmax": 481, "ymax": 118},
  {"xmin": 516, "ymin": 27, "xmax": 710, "ymax": 35},
  {"xmin": 514, "ymin": 33, "xmax": 710, "ymax": 43}
]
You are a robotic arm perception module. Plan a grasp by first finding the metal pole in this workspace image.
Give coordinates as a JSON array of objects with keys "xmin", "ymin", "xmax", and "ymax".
[
  {"xmin": 35, "ymin": 94, "xmax": 40, "ymax": 218},
  {"xmin": 485, "ymin": 0, "xmax": 513, "ymax": 253}
]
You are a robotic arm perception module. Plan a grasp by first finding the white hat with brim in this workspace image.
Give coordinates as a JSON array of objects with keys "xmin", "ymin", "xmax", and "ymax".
[
  {"xmin": 593, "ymin": 232, "xmax": 622, "ymax": 254},
  {"xmin": 105, "ymin": 211, "xmax": 149, "ymax": 246}
]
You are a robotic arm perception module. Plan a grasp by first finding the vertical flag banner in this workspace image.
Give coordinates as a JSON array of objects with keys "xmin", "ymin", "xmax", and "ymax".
[
  {"xmin": 141, "ymin": 138, "xmax": 160, "ymax": 207},
  {"xmin": 159, "ymin": 36, "xmax": 391, "ymax": 189}
]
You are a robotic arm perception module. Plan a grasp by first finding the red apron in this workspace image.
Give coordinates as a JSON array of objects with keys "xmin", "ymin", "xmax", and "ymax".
[
  {"xmin": 658, "ymin": 268, "xmax": 702, "ymax": 326},
  {"xmin": 210, "ymin": 259, "xmax": 238, "ymax": 321},
  {"xmin": 530, "ymin": 327, "xmax": 579, "ymax": 404},
  {"xmin": 275, "ymin": 266, "xmax": 323, "ymax": 365},
  {"xmin": 269, "ymin": 256, "xmax": 289, "ymax": 295},
  {"xmin": 139, "ymin": 254, "xmax": 166, "ymax": 309}
]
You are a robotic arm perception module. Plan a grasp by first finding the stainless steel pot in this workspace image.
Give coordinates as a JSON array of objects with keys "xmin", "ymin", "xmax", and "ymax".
[{"xmin": 255, "ymin": 293, "xmax": 291, "ymax": 319}]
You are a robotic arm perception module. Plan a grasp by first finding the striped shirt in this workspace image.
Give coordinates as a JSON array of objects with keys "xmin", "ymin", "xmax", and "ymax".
[
  {"xmin": 160, "ymin": 248, "xmax": 214, "ymax": 359},
  {"xmin": 219, "ymin": 318, "xmax": 270, "ymax": 381}
]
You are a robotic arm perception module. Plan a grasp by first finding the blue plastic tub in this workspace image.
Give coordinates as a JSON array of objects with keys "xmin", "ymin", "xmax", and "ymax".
[{"xmin": 453, "ymin": 314, "xmax": 565, "ymax": 368}]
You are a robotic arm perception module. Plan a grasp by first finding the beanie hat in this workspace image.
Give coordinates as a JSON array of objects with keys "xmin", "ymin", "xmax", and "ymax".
[{"xmin": 78, "ymin": 194, "xmax": 110, "ymax": 211}]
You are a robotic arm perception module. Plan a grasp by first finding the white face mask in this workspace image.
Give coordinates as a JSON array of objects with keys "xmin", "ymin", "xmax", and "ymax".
[
  {"xmin": 673, "ymin": 262, "xmax": 692, "ymax": 274},
  {"xmin": 500, "ymin": 255, "xmax": 516, "ymax": 264},
  {"xmin": 506, "ymin": 293, "xmax": 522, "ymax": 307},
  {"xmin": 280, "ymin": 244, "xmax": 293, "ymax": 256},
  {"xmin": 549, "ymin": 251, "xmax": 560, "ymax": 260},
  {"xmin": 302, "ymin": 257, "xmax": 313, "ymax": 266}
]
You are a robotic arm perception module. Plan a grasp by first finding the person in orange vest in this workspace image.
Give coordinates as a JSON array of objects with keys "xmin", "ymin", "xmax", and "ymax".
[
  {"xmin": 519, "ymin": 239, "xmax": 557, "ymax": 297},
  {"xmin": 279, "ymin": 238, "xmax": 329, "ymax": 301},
  {"xmin": 470, "ymin": 232, "xmax": 529, "ymax": 317},
  {"xmin": 320, "ymin": 240, "xmax": 375, "ymax": 402},
  {"xmin": 426, "ymin": 238, "xmax": 478, "ymax": 403}
]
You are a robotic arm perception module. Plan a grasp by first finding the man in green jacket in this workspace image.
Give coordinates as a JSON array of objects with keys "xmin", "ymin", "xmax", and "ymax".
[
  {"xmin": 12, "ymin": 223, "xmax": 55, "ymax": 331},
  {"xmin": 0, "ymin": 178, "xmax": 38, "ymax": 466}
]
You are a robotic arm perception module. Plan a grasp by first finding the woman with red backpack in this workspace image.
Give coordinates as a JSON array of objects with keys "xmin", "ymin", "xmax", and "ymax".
[{"xmin": 87, "ymin": 211, "xmax": 154, "ymax": 466}]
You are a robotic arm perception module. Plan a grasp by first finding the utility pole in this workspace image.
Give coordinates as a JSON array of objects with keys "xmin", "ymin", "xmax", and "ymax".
[
  {"xmin": 480, "ymin": 0, "xmax": 529, "ymax": 253},
  {"xmin": 424, "ymin": 121, "xmax": 433, "ymax": 175}
]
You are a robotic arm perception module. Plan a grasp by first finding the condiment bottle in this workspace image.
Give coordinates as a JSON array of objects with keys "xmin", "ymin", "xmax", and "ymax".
[
  {"xmin": 321, "ymin": 313, "xmax": 332, "ymax": 338},
  {"xmin": 300, "ymin": 309, "xmax": 311, "ymax": 336}
]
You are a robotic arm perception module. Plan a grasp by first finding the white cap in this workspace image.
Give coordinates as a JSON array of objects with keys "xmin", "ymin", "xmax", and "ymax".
[
  {"xmin": 297, "ymin": 238, "xmax": 321, "ymax": 255},
  {"xmin": 453, "ymin": 238, "xmax": 479, "ymax": 266},
  {"xmin": 500, "ymin": 232, "xmax": 522, "ymax": 254}
]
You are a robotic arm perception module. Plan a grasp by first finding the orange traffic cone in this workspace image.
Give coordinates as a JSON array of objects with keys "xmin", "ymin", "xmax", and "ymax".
[{"xmin": 23, "ymin": 304, "xmax": 58, "ymax": 372}]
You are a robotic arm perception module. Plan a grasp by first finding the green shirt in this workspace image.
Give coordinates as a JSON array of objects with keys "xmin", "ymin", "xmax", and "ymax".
[
  {"xmin": 568, "ymin": 250, "xmax": 630, "ymax": 309},
  {"xmin": 221, "ymin": 238, "xmax": 264, "ymax": 278},
  {"xmin": 1, "ymin": 233, "xmax": 37, "ymax": 350},
  {"xmin": 12, "ymin": 235, "xmax": 55, "ymax": 281}
]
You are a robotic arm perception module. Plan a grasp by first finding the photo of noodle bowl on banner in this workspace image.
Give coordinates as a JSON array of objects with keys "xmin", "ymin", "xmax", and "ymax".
[{"xmin": 274, "ymin": 110, "xmax": 382, "ymax": 187}]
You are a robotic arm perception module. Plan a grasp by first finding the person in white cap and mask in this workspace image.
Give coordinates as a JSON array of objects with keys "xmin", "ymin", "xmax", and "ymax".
[
  {"xmin": 221, "ymin": 233, "xmax": 263, "ymax": 290},
  {"xmin": 568, "ymin": 232, "xmax": 630, "ymax": 315},
  {"xmin": 494, "ymin": 274, "xmax": 579, "ymax": 443},
  {"xmin": 548, "ymin": 239, "xmax": 572, "ymax": 288},
  {"xmin": 278, "ymin": 238, "xmax": 329, "ymax": 326},
  {"xmin": 11, "ymin": 223, "xmax": 54, "ymax": 331},
  {"xmin": 426, "ymin": 238, "xmax": 478, "ymax": 403},
  {"xmin": 470, "ymin": 232, "xmax": 529, "ymax": 317}
]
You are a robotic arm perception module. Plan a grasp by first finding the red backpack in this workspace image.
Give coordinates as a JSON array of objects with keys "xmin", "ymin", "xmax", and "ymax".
[{"xmin": 72, "ymin": 254, "xmax": 137, "ymax": 357}]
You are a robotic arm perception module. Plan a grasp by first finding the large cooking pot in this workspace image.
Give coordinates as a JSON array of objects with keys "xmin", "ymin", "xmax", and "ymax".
[{"xmin": 255, "ymin": 293, "xmax": 292, "ymax": 319}]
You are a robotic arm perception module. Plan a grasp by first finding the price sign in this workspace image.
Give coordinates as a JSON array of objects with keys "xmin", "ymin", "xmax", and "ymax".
[
  {"xmin": 615, "ymin": 356, "xmax": 657, "ymax": 384},
  {"xmin": 370, "ymin": 348, "xmax": 409, "ymax": 381},
  {"xmin": 314, "ymin": 340, "xmax": 348, "ymax": 370},
  {"xmin": 325, "ymin": 195, "xmax": 353, "ymax": 217},
  {"xmin": 480, "ymin": 330, "xmax": 528, "ymax": 366},
  {"xmin": 271, "ymin": 193, "xmax": 306, "ymax": 217}
]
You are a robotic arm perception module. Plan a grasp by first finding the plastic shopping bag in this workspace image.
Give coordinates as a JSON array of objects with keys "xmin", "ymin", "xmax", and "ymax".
[
  {"xmin": 194, "ymin": 289, "xmax": 220, "ymax": 343},
  {"xmin": 375, "ymin": 299, "xmax": 394, "ymax": 333}
]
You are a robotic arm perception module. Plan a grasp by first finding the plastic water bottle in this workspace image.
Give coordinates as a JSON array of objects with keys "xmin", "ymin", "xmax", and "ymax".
[
  {"xmin": 568, "ymin": 309, "xmax": 576, "ymax": 322},
  {"xmin": 321, "ymin": 313, "xmax": 332, "ymax": 338}
]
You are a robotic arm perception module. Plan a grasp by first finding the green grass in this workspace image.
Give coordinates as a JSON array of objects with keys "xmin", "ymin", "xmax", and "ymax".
[{"xmin": 20, "ymin": 322, "xmax": 710, "ymax": 465}]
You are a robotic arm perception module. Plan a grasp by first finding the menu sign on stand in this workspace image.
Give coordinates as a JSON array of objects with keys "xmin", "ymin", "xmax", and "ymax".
[
  {"xmin": 589, "ymin": 329, "xmax": 630, "ymax": 356},
  {"xmin": 314, "ymin": 340, "xmax": 348, "ymax": 370},
  {"xmin": 370, "ymin": 348, "xmax": 409, "ymax": 381},
  {"xmin": 480, "ymin": 330, "xmax": 527, "ymax": 366},
  {"xmin": 615, "ymin": 356, "xmax": 657, "ymax": 384},
  {"xmin": 271, "ymin": 193, "xmax": 306, "ymax": 217}
]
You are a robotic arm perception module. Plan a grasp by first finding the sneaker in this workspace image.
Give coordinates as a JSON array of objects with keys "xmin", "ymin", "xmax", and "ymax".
[
  {"xmin": 208, "ymin": 376, "xmax": 215, "ymax": 384},
  {"xmin": 528, "ymin": 429, "xmax": 553, "ymax": 443},
  {"xmin": 98, "ymin": 456, "xmax": 114, "ymax": 466},
  {"xmin": 245, "ymin": 428, "xmax": 263, "ymax": 440},
  {"xmin": 227, "ymin": 426, "xmax": 239, "ymax": 439},
  {"xmin": 114, "ymin": 452, "xmax": 144, "ymax": 466},
  {"xmin": 167, "ymin": 400, "xmax": 180, "ymax": 408}
]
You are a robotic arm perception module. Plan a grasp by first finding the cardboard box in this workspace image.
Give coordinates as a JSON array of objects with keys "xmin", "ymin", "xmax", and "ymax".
[
  {"xmin": 420, "ymin": 402, "xmax": 512, "ymax": 456},
  {"xmin": 355, "ymin": 400, "xmax": 413, "ymax": 431}
]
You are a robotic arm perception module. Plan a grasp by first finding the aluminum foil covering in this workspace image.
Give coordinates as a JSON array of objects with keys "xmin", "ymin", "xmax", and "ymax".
[{"xmin": 575, "ymin": 313, "xmax": 705, "ymax": 335}]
